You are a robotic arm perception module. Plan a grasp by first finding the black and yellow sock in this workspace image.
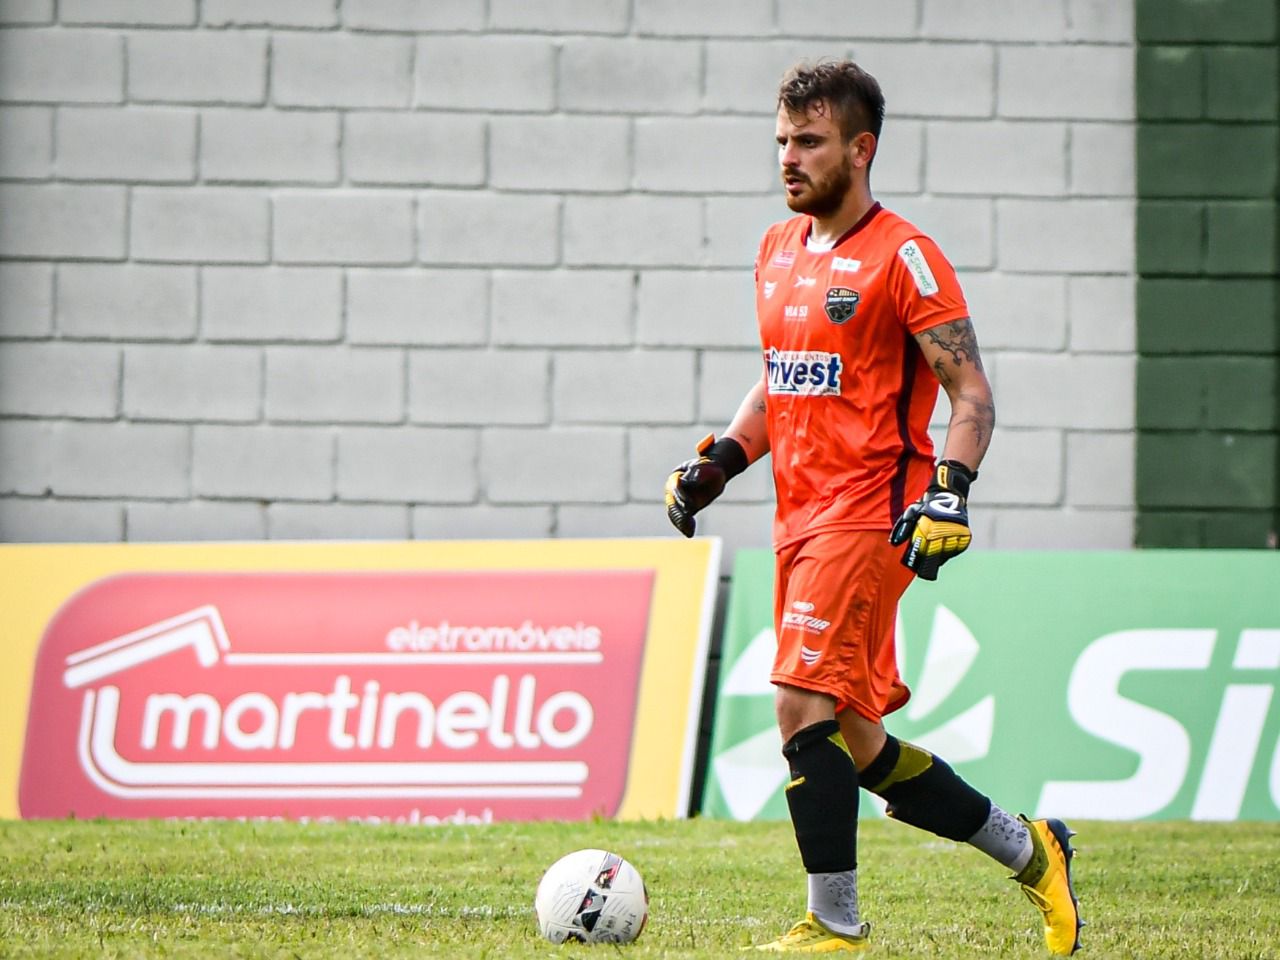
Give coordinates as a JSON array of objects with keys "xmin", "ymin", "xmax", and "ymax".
[
  {"xmin": 782, "ymin": 719, "xmax": 858, "ymax": 873},
  {"xmin": 858, "ymin": 734, "xmax": 990, "ymax": 842}
]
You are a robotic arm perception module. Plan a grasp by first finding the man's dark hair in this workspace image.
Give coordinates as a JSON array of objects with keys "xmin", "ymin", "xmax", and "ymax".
[{"xmin": 777, "ymin": 60, "xmax": 885, "ymax": 143}]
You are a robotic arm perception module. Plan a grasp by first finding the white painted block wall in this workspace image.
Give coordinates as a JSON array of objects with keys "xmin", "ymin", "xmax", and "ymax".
[{"xmin": 0, "ymin": 0, "xmax": 1135, "ymax": 559}]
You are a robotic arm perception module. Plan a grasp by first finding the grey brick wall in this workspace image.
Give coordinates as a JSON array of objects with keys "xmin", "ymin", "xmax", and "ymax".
[{"xmin": 0, "ymin": 0, "xmax": 1136, "ymax": 557}]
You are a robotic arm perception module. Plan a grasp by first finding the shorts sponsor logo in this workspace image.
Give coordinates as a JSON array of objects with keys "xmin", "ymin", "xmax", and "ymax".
[
  {"xmin": 897, "ymin": 239, "xmax": 939, "ymax": 296},
  {"xmin": 19, "ymin": 571, "xmax": 654, "ymax": 822},
  {"xmin": 824, "ymin": 286, "xmax": 860, "ymax": 324},
  {"xmin": 781, "ymin": 612, "xmax": 831, "ymax": 634},
  {"xmin": 791, "ymin": 601, "xmax": 815, "ymax": 613},
  {"xmin": 765, "ymin": 348, "xmax": 842, "ymax": 396}
]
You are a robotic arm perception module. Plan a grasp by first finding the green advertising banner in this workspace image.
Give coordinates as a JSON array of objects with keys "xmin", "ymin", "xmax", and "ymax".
[{"xmin": 702, "ymin": 550, "xmax": 1280, "ymax": 822}]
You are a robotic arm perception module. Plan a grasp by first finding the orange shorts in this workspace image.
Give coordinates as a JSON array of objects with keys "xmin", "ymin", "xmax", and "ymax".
[{"xmin": 771, "ymin": 528, "xmax": 914, "ymax": 722}]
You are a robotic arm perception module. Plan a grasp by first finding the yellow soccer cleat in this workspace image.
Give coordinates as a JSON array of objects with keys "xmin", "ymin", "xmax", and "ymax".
[
  {"xmin": 752, "ymin": 912, "xmax": 870, "ymax": 953},
  {"xmin": 1016, "ymin": 816, "xmax": 1083, "ymax": 955}
]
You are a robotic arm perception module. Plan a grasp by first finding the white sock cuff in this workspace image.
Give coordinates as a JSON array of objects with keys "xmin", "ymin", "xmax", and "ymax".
[
  {"xmin": 807, "ymin": 870, "xmax": 861, "ymax": 934},
  {"xmin": 967, "ymin": 803, "xmax": 1033, "ymax": 873}
]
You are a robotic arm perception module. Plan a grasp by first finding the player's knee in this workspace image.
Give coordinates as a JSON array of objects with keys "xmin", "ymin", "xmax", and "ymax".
[{"xmin": 775, "ymin": 684, "xmax": 836, "ymax": 743}]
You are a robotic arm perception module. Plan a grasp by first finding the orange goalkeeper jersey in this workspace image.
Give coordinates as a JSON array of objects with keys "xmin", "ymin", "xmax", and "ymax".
[{"xmin": 755, "ymin": 203, "xmax": 969, "ymax": 548}]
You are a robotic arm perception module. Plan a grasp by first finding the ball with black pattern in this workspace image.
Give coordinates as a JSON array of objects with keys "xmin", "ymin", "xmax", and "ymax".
[{"xmin": 534, "ymin": 848, "xmax": 649, "ymax": 944}]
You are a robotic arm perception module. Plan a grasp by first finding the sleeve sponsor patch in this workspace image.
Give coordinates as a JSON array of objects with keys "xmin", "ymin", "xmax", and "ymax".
[{"xmin": 897, "ymin": 239, "xmax": 939, "ymax": 297}]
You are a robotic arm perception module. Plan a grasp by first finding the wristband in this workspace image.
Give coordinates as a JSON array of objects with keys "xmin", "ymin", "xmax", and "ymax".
[
  {"xmin": 934, "ymin": 459, "xmax": 977, "ymax": 498},
  {"xmin": 696, "ymin": 434, "xmax": 749, "ymax": 481}
]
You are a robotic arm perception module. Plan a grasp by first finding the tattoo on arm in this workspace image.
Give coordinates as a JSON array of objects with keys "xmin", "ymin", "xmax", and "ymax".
[
  {"xmin": 736, "ymin": 400, "xmax": 768, "ymax": 453},
  {"xmin": 932, "ymin": 357, "xmax": 953, "ymax": 388},
  {"xmin": 950, "ymin": 390, "xmax": 996, "ymax": 450},
  {"xmin": 923, "ymin": 319, "xmax": 985, "ymax": 387}
]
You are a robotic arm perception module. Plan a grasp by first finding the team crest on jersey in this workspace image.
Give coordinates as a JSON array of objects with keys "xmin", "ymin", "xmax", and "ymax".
[
  {"xmin": 824, "ymin": 286, "xmax": 860, "ymax": 324},
  {"xmin": 772, "ymin": 250, "xmax": 796, "ymax": 267},
  {"xmin": 765, "ymin": 347, "xmax": 842, "ymax": 396}
]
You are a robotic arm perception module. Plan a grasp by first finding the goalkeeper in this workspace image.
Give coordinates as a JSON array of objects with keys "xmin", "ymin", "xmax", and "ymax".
[{"xmin": 666, "ymin": 60, "xmax": 1081, "ymax": 956}]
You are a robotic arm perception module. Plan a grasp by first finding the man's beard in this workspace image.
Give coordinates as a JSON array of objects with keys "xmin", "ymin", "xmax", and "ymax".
[{"xmin": 783, "ymin": 157, "xmax": 853, "ymax": 218}]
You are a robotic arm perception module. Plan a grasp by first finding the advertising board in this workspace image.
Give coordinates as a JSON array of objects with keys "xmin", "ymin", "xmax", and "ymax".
[
  {"xmin": 1, "ymin": 538, "xmax": 719, "ymax": 823},
  {"xmin": 703, "ymin": 550, "xmax": 1280, "ymax": 822}
]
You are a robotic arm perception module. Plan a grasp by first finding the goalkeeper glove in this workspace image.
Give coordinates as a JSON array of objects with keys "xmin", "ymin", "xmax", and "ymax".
[
  {"xmin": 664, "ymin": 433, "xmax": 748, "ymax": 538},
  {"xmin": 889, "ymin": 459, "xmax": 978, "ymax": 581}
]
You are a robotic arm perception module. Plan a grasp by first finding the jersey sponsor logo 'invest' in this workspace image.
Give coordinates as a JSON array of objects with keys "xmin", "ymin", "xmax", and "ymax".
[{"xmin": 765, "ymin": 347, "xmax": 842, "ymax": 396}]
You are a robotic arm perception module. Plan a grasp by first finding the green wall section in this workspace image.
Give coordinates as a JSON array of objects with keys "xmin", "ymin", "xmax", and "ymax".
[{"xmin": 1135, "ymin": 0, "xmax": 1280, "ymax": 547}]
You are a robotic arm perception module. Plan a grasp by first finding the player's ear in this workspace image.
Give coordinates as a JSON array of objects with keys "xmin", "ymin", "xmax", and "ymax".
[{"xmin": 849, "ymin": 131, "xmax": 876, "ymax": 170}]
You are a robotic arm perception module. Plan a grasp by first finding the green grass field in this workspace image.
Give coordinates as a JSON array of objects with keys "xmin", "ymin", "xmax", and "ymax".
[{"xmin": 2, "ymin": 817, "xmax": 1278, "ymax": 958}]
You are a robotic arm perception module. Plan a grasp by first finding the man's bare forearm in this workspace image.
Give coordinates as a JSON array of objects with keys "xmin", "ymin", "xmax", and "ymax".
[
  {"xmin": 723, "ymin": 377, "xmax": 770, "ymax": 465},
  {"xmin": 941, "ymin": 386, "xmax": 995, "ymax": 470}
]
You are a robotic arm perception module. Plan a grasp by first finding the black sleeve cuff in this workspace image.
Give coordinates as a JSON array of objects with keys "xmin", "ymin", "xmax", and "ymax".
[{"xmin": 705, "ymin": 437, "xmax": 749, "ymax": 480}]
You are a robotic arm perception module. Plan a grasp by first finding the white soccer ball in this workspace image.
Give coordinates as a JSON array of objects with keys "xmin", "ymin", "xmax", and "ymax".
[{"xmin": 534, "ymin": 848, "xmax": 649, "ymax": 944}]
